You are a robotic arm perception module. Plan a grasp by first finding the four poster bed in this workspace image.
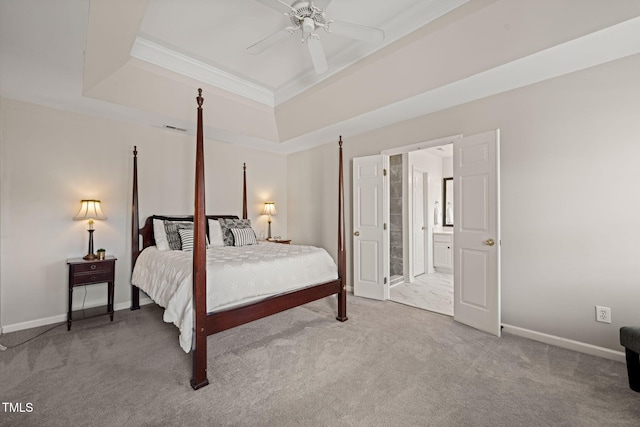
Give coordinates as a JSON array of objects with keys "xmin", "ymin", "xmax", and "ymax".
[{"xmin": 130, "ymin": 89, "xmax": 347, "ymax": 390}]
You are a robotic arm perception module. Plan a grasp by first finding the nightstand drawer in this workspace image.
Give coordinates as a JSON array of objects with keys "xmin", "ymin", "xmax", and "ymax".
[
  {"xmin": 72, "ymin": 270, "xmax": 114, "ymax": 286},
  {"xmin": 73, "ymin": 260, "xmax": 114, "ymax": 273}
]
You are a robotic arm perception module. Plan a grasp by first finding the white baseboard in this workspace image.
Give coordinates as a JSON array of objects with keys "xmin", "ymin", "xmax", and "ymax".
[
  {"xmin": 502, "ymin": 323, "xmax": 626, "ymax": 363},
  {"xmin": 0, "ymin": 297, "xmax": 153, "ymax": 334},
  {"xmin": 2, "ymin": 313, "xmax": 67, "ymax": 334}
]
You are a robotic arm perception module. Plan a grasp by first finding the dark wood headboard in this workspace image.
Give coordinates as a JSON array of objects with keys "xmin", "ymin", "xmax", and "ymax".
[
  {"xmin": 139, "ymin": 215, "xmax": 239, "ymax": 250},
  {"xmin": 131, "ymin": 146, "xmax": 248, "ymax": 273}
]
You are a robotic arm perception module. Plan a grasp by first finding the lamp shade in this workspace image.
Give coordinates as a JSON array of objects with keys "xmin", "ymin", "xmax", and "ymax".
[
  {"xmin": 74, "ymin": 199, "xmax": 106, "ymax": 221},
  {"xmin": 261, "ymin": 201, "xmax": 277, "ymax": 216}
]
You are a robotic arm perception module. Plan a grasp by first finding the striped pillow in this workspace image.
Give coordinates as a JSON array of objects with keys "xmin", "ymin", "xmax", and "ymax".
[
  {"xmin": 230, "ymin": 227, "xmax": 257, "ymax": 247},
  {"xmin": 178, "ymin": 228, "xmax": 210, "ymax": 252}
]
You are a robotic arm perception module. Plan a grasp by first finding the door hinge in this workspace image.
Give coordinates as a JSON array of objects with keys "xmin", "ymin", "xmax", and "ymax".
[
  {"xmin": 384, "ymin": 277, "xmax": 387, "ymax": 284},
  {"xmin": 383, "ymin": 168, "xmax": 387, "ymax": 176},
  {"xmin": 383, "ymin": 223, "xmax": 387, "ymax": 230}
]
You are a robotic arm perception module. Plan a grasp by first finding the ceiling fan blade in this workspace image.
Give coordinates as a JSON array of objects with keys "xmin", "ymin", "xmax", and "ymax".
[
  {"xmin": 247, "ymin": 28, "xmax": 294, "ymax": 55},
  {"xmin": 307, "ymin": 37, "xmax": 328, "ymax": 74},
  {"xmin": 254, "ymin": 0, "xmax": 292, "ymax": 14},
  {"xmin": 328, "ymin": 20, "xmax": 385, "ymax": 42},
  {"xmin": 313, "ymin": 0, "xmax": 333, "ymax": 10}
]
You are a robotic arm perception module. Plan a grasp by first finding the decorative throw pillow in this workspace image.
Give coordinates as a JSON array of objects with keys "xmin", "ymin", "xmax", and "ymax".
[
  {"xmin": 218, "ymin": 218, "xmax": 252, "ymax": 246},
  {"xmin": 231, "ymin": 227, "xmax": 257, "ymax": 247},
  {"xmin": 153, "ymin": 219, "xmax": 170, "ymax": 250},
  {"xmin": 178, "ymin": 228, "xmax": 194, "ymax": 252},
  {"xmin": 208, "ymin": 219, "xmax": 224, "ymax": 247},
  {"xmin": 164, "ymin": 221, "xmax": 193, "ymax": 250},
  {"xmin": 178, "ymin": 228, "xmax": 210, "ymax": 252}
]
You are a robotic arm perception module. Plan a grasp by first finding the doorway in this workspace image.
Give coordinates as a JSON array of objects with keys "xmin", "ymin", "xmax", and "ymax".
[
  {"xmin": 387, "ymin": 146, "xmax": 454, "ymax": 316},
  {"xmin": 352, "ymin": 130, "xmax": 501, "ymax": 336}
]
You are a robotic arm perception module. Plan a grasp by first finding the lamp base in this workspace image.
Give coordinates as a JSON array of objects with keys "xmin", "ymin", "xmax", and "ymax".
[{"xmin": 84, "ymin": 229, "xmax": 96, "ymax": 261}]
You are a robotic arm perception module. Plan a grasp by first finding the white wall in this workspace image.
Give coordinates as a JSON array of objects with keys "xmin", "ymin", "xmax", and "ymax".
[
  {"xmin": 0, "ymin": 98, "xmax": 287, "ymax": 331},
  {"xmin": 287, "ymin": 53, "xmax": 640, "ymax": 353},
  {"xmin": 442, "ymin": 157, "xmax": 453, "ymax": 178}
]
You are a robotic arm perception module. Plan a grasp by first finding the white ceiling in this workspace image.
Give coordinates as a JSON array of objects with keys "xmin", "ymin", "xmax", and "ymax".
[
  {"xmin": 134, "ymin": 0, "xmax": 468, "ymax": 105},
  {"xmin": 1, "ymin": 1, "xmax": 640, "ymax": 154}
]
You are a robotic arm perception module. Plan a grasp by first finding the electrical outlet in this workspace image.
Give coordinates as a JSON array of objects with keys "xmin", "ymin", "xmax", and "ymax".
[{"xmin": 595, "ymin": 306, "xmax": 611, "ymax": 324}]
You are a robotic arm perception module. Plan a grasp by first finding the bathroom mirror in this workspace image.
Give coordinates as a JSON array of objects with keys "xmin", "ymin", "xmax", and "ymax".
[{"xmin": 443, "ymin": 177, "xmax": 453, "ymax": 227}]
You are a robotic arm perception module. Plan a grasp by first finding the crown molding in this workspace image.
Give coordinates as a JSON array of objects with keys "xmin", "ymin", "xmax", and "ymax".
[
  {"xmin": 130, "ymin": 36, "xmax": 276, "ymax": 106},
  {"xmin": 130, "ymin": 0, "xmax": 470, "ymax": 108}
]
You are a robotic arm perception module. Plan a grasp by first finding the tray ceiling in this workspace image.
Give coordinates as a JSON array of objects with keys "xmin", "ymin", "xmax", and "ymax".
[{"xmin": 2, "ymin": 1, "xmax": 640, "ymax": 154}]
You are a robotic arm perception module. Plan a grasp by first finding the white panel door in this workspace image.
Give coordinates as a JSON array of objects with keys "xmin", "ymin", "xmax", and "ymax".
[
  {"xmin": 412, "ymin": 168, "xmax": 426, "ymax": 276},
  {"xmin": 453, "ymin": 130, "xmax": 501, "ymax": 336},
  {"xmin": 353, "ymin": 155, "xmax": 386, "ymax": 300}
]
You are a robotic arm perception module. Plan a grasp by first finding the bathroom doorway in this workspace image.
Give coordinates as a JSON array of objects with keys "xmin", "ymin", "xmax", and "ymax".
[
  {"xmin": 387, "ymin": 145, "xmax": 454, "ymax": 316},
  {"xmin": 353, "ymin": 130, "xmax": 501, "ymax": 335}
]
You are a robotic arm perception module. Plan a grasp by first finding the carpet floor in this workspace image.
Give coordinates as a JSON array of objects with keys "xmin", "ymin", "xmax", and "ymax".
[{"xmin": 1, "ymin": 295, "xmax": 638, "ymax": 426}]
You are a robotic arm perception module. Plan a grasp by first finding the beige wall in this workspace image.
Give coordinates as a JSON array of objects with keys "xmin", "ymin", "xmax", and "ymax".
[
  {"xmin": 287, "ymin": 53, "xmax": 640, "ymax": 353},
  {"xmin": 0, "ymin": 98, "xmax": 287, "ymax": 330}
]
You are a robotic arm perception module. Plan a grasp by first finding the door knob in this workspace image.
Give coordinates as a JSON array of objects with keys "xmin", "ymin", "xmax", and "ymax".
[
  {"xmin": 354, "ymin": 231, "xmax": 360, "ymax": 237},
  {"xmin": 483, "ymin": 239, "xmax": 495, "ymax": 246}
]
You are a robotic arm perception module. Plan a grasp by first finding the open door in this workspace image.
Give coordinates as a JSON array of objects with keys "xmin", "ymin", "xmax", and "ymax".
[
  {"xmin": 352, "ymin": 155, "xmax": 386, "ymax": 300},
  {"xmin": 453, "ymin": 130, "xmax": 501, "ymax": 336},
  {"xmin": 412, "ymin": 167, "xmax": 426, "ymax": 277}
]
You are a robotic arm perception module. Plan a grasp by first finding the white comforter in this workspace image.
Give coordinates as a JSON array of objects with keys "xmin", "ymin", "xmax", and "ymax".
[{"xmin": 131, "ymin": 242, "xmax": 338, "ymax": 352}]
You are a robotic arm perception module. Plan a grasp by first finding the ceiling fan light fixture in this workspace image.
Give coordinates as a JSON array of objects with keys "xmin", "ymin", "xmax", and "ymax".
[
  {"xmin": 302, "ymin": 16, "xmax": 315, "ymax": 33},
  {"xmin": 249, "ymin": 0, "xmax": 384, "ymax": 73}
]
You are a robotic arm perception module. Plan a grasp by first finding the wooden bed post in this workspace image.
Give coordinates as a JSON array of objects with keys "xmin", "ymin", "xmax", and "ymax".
[
  {"xmin": 242, "ymin": 163, "xmax": 248, "ymax": 220},
  {"xmin": 191, "ymin": 89, "xmax": 210, "ymax": 390},
  {"xmin": 336, "ymin": 136, "xmax": 348, "ymax": 322},
  {"xmin": 131, "ymin": 146, "xmax": 141, "ymax": 310}
]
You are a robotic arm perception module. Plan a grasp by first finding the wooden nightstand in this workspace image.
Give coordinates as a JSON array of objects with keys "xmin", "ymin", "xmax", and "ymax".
[{"xmin": 66, "ymin": 256, "xmax": 117, "ymax": 331}]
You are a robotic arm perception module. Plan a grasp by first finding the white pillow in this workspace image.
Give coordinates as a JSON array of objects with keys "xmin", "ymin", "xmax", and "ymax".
[
  {"xmin": 153, "ymin": 219, "xmax": 170, "ymax": 251},
  {"xmin": 208, "ymin": 219, "xmax": 224, "ymax": 247}
]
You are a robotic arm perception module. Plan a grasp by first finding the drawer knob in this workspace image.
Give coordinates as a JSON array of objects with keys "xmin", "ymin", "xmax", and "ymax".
[
  {"xmin": 90, "ymin": 265, "xmax": 96, "ymax": 270},
  {"xmin": 91, "ymin": 276, "xmax": 96, "ymax": 281}
]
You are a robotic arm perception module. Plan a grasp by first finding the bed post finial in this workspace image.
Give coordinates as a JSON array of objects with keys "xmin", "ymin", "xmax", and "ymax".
[
  {"xmin": 339, "ymin": 135, "xmax": 343, "ymax": 147},
  {"xmin": 133, "ymin": 146, "xmax": 137, "ymax": 157},
  {"xmin": 197, "ymin": 88, "xmax": 204, "ymax": 109}
]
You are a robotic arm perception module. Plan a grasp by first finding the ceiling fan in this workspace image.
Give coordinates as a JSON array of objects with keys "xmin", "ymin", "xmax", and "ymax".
[{"xmin": 248, "ymin": 0, "xmax": 385, "ymax": 74}]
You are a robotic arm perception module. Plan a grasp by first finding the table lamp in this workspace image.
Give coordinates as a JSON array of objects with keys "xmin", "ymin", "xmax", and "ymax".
[
  {"xmin": 74, "ymin": 199, "xmax": 106, "ymax": 260},
  {"xmin": 261, "ymin": 201, "xmax": 277, "ymax": 240}
]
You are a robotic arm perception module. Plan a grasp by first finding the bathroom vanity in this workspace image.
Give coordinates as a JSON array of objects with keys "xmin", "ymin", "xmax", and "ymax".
[{"xmin": 433, "ymin": 231, "xmax": 453, "ymax": 272}]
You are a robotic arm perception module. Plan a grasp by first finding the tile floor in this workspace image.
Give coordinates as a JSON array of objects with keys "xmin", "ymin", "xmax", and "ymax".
[{"xmin": 389, "ymin": 272, "xmax": 453, "ymax": 316}]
